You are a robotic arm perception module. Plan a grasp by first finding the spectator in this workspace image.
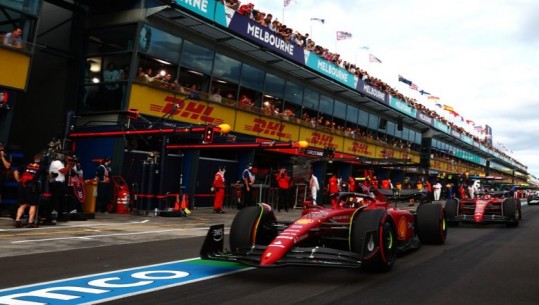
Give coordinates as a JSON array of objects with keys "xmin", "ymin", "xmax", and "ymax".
[
  {"xmin": 187, "ymin": 84, "xmax": 201, "ymax": 100},
  {"xmin": 210, "ymin": 87, "xmax": 222, "ymax": 102},
  {"xmin": 3, "ymin": 26, "xmax": 22, "ymax": 48},
  {"xmin": 238, "ymin": 3, "xmax": 254, "ymax": 17},
  {"xmin": 239, "ymin": 94, "xmax": 253, "ymax": 106},
  {"xmin": 275, "ymin": 167, "xmax": 292, "ymax": 212},
  {"xmin": 103, "ymin": 62, "xmax": 122, "ymax": 109},
  {"xmin": 211, "ymin": 166, "xmax": 226, "ymax": 214},
  {"xmin": 0, "ymin": 143, "xmax": 11, "ymax": 205},
  {"xmin": 13, "ymin": 153, "xmax": 44, "ymax": 228},
  {"xmin": 96, "ymin": 157, "xmax": 112, "ymax": 213},
  {"xmin": 348, "ymin": 176, "xmax": 356, "ymax": 192}
]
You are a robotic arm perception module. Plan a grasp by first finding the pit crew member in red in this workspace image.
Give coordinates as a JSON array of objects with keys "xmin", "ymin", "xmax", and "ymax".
[
  {"xmin": 212, "ymin": 166, "xmax": 226, "ymax": 214},
  {"xmin": 275, "ymin": 167, "xmax": 292, "ymax": 212},
  {"xmin": 328, "ymin": 174, "xmax": 339, "ymax": 208}
]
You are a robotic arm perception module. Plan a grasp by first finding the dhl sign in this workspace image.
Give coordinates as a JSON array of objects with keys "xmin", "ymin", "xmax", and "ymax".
[
  {"xmin": 342, "ymin": 138, "xmax": 372, "ymax": 156},
  {"xmin": 129, "ymin": 84, "xmax": 233, "ymax": 125},
  {"xmin": 244, "ymin": 118, "xmax": 292, "ymax": 139},
  {"xmin": 306, "ymin": 131, "xmax": 337, "ymax": 149}
]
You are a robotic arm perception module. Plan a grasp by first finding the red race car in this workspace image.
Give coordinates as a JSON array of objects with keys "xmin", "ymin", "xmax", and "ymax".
[
  {"xmin": 201, "ymin": 190, "xmax": 447, "ymax": 272},
  {"xmin": 444, "ymin": 191, "xmax": 521, "ymax": 226}
]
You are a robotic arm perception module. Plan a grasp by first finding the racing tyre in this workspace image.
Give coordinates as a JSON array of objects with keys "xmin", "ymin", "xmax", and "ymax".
[
  {"xmin": 416, "ymin": 203, "xmax": 447, "ymax": 244},
  {"xmin": 503, "ymin": 198, "xmax": 520, "ymax": 227},
  {"xmin": 444, "ymin": 199, "xmax": 460, "ymax": 226},
  {"xmin": 230, "ymin": 204, "xmax": 276, "ymax": 254},
  {"xmin": 350, "ymin": 209, "xmax": 397, "ymax": 272}
]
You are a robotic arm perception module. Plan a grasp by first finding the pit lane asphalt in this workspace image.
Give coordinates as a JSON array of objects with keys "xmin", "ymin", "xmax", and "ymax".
[{"xmin": 0, "ymin": 205, "xmax": 305, "ymax": 259}]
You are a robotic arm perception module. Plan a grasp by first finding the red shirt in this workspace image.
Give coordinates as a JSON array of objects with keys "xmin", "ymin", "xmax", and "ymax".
[
  {"xmin": 213, "ymin": 172, "xmax": 225, "ymax": 189},
  {"xmin": 276, "ymin": 174, "xmax": 291, "ymax": 189},
  {"xmin": 329, "ymin": 176, "xmax": 339, "ymax": 194}
]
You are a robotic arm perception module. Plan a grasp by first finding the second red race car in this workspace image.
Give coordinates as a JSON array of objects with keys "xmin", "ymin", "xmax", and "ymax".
[
  {"xmin": 444, "ymin": 191, "xmax": 521, "ymax": 227},
  {"xmin": 201, "ymin": 189, "xmax": 447, "ymax": 272}
]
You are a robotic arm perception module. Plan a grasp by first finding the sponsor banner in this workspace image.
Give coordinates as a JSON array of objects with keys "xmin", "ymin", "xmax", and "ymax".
[
  {"xmin": 235, "ymin": 112, "xmax": 296, "ymax": 140},
  {"xmin": 129, "ymin": 84, "xmax": 229, "ymax": 126},
  {"xmin": 343, "ymin": 138, "xmax": 373, "ymax": 157},
  {"xmin": 461, "ymin": 134, "xmax": 473, "ymax": 145},
  {"xmin": 174, "ymin": 0, "xmax": 216, "ymax": 21},
  {"xmin": 356, "ymin": 79, "xmax": 387, "ymax": 103},
  {"xmin": 0, "ymin": 48, "xmax": 30, "ymax": 91},
  {"xmin": 433, "ymin": 120, "xmax": 450, "ymax": 134},
  {"xmin": 389, "ymin": 96, "xmax": 417, "ymax": 117},
  {"xmin": 0, "ymin": 259, "xmax": 248, "ymax": 305},
  {"xmin": 305, "ymin": 51, "xmax": 356, "ymax": 88},
  {"xmin": 376, "ymin": 146, "xmax": 396, "ymax": 159},
  {"xmin": 228, "ymin": 16, "xmax": 305, "ymax": 63},
  {"xmin": 451, "ymin": 129, "xmax": 461, "ymax": 139},
  {"xmin": 416, "ymin": 112, "xmax": 433, "ymax": 125},
  {"xmin": 301, "ymin": 129, "xmax": 339, "ymax": 150}
]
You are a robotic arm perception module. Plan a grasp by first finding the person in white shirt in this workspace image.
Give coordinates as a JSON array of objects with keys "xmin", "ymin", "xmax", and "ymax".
[
  {"xmin": 309, "ymin": 172, "xmax": 320, "ymax": 204},
  {"xmin": 433, "ymin": 181, "xmax": 442, "ymax": 201}
]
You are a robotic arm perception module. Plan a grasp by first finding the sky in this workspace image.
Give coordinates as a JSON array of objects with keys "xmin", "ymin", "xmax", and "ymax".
[{"xmin": 250, "ymin": 0, "xmax": 539, "ymax": 179}]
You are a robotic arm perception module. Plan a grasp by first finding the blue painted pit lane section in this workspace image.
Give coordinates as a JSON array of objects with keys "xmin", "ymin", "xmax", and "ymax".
[{"xmin": 0, "ymin": 258, "xmax": 251, "ymax": 305}]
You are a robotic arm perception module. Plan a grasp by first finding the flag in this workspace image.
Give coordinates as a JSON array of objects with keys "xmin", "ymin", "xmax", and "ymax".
[
  {"xmin": 427, "ymin": 95, "xmax": 440, "ymax": 102},
  {"xmin": 369, "ymin": 54, "xmax": 382, "ymax": 63},
  {"xmin": 466, "ymin": 119, "xmax": 475, "ymax": 125},
  {"xmin": 443, "ymin": 105, "xmax": 454, "ymax": 112},
  {"xmin": 336, "ymin": 31, "xmax": 352, "ymax": 40},
  {"xmin": 419, "ymin": 90, "xmax": 430, "ymax": 95},
  {"xmin": 410, "ymin": 83, "xmax": 418, "ymax": 91},
  {"xmin": 310, "ymin": 18, "xmax": 325, "ymax": 24},
  {"xmin": 398, "ymin": 74, "xmax": 412, "ymax": 86},
  {"xmin": 284, "ymin": 0, "xmax": 293, "ymax": 7},
  {"xmin": 435, "ymin": 103, "xmax": 442, "ymax": 108}
]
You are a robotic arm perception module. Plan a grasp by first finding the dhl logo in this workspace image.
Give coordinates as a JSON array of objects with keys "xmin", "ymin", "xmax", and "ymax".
[
  {"xmin": 401, "ymin": 153, "xmax": 409, "ymax": 159},
  {"xmin": 446, "ymin": 164, "xmax": 453, "ymax": 171},
  {"xmin": 349, "ymin": 141, "xmax": 371, "ymax": 155},
  {"xmin": 380, "ymin": 149, "xmax": 395, "ymax": 158},
  {"xmin": 149, "ymin": 96, "xmax": 223, "ymax": 124},
  {"xmin": 307, "ymin": 132, "xmax": 335, "ymax": 148},
  {"xmin": 245, "ymin": 118, "xmax": 291, "ymax": 139},
  {"xmin": 432, "ymin": 160, "xmax": 441, "ymax": 169}
]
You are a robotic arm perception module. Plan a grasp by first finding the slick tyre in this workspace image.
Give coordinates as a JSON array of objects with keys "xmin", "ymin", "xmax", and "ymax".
[
  {"xmin": 351, "ymin": 209, "xmax": 397, "ymax": 272},
  {"xmin": 503, "ymin": 198, "xmax": 520, "ymax": 227},
  {"xmin": 444, "ymin": 199, "xmax": 460, "ymax": 226},
  {"xmin": 230, "ymin": 205, "xmax": 276, "ymax": 254},
  {"xmin": 416, "ymin": 203, "xmax": 447, "ymax": 245}
]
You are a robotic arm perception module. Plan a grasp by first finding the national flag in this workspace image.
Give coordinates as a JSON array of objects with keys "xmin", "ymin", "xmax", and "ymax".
[
  {"xmin": 435, "ymin": 103, "xmax": 442, "ymax": 108},
  {"xmin": 369, "ymin": 54, "xmax": 382, "ymax": 63},
  {"xmin": 310, "ymin": 18, "xmax": 325, "ymax": 24},
  {"xmin": 336, "ymin": 31, "xmax": 352, "ymax": 40},
  {"xmin": 443, "ymin": 105, "xmax": 454, "ymax": 112},
  {"xmin": 410, "ymin": 83, "xmax": 418, "ymax": 91},
  {"xmin": 427, "ymin": 95, "xmax": 440, "ymax": 102},
  {"xmin": 284, "ymin": 0, "xmax": 293, "ymax": 7},
  {"xmin": 466, "ymin": 119, "xmax": 475, "ymax": 125},
  {"xmin": 419, "ymin": 90, "xmax": 430, "ymax": 95},
  {"xmin": 398, "ymin": 75, "xmax": 412, "ymax": 86}
]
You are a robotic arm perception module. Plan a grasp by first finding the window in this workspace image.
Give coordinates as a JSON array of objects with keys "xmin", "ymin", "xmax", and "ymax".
[
  {"xmin": 303, "ymin": 88, "xmax": 319, "ymax": 111},
  {"xmin": 180, "ymin": 40, "xmax": 214, "ymax": 75},
  {"xmin": 213, "ymin": 53, "xmax": 241, "ymax": 83},
  {"xmin": 319, "ymin": 94, "xmax": 333, "ymax": 115},
  {"xmin": 137, "ymin": 24, "xmax": 181, "ymax": 64},
  {"xmin": 240, "ymin": 63, "xmax": 264, "ymax": 91},
  {"xmin": 264, "ymin": 73, "xmax": 285, "ymax": 99},
  {"xmin": 87, "ymin": 24, "xmax": 137, "ymax": 54}
]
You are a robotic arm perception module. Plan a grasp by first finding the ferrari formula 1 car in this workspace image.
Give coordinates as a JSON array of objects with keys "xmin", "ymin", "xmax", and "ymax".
[
  {"xmin": 201, "ymin": 191, "xmax": 447, "ymax": 272},
  {"xmin": 444, "ymin": 191, "xmax": 521, "ymax": 226},
  {"xmin": 527, "ymin": 192, "xmax": 539, "ymax": 205}
]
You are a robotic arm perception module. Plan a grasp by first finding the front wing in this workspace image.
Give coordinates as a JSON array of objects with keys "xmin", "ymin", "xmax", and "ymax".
[{"xmin": 200, "ymin": 224, "xmax": 363, "ymax": 268}]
